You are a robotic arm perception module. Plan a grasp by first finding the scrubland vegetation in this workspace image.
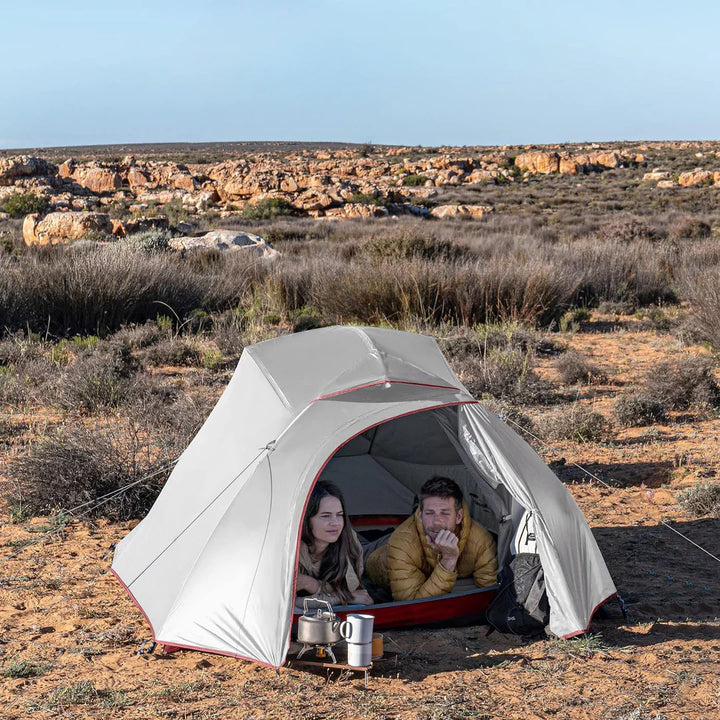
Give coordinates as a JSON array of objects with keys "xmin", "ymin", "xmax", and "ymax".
[{"xmin": 2, "ymin": 145, "xmax": 720, "ymax": 521}]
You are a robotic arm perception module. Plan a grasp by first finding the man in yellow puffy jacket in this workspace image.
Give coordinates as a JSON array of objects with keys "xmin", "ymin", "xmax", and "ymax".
[{"xmin": 365, "ymin": 477, "xmax": 497, "ymax": 601}]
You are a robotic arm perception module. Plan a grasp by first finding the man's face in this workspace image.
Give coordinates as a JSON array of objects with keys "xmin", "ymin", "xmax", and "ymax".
[{"xmin": 420, "ymin": 496, "xmax": 462, "ymax": 542}]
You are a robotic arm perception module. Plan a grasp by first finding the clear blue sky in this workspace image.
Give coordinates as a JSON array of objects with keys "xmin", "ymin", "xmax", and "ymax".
[{"xmin": 1, "ymin": 1, "xmax": 718, "ymax": 149}]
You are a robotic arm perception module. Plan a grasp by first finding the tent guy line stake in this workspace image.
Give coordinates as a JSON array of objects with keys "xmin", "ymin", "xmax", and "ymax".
[{"xmin": 503, "ymin": 415, "xmax": 720, "ymax": 566}]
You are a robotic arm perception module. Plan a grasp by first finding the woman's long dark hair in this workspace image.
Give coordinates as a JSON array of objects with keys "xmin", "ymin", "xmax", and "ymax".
[{"xmin": 301, "ymin": 481, "xmax": 360, "ymax": 603}]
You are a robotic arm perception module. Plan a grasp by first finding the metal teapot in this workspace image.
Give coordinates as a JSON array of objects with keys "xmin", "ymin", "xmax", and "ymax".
[{"xmin": 297, "ymin": 598, "xmax": 346, "ymax": 645}]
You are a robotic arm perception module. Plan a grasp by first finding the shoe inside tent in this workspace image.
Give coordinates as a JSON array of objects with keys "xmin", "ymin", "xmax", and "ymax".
[{"xmin": 112, "ymin": 326, "xmax": 616, "ymax": 668}]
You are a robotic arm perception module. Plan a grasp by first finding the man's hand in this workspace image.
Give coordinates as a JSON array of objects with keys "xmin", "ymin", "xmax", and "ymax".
[{"xmin": 426, "ymin": 529, "xmax": 460, "ymax": 572}]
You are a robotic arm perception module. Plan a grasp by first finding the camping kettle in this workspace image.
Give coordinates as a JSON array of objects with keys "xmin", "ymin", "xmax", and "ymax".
[{"xmin": 297, "ymin": 598, "xmax": 346, "ymax": 645}]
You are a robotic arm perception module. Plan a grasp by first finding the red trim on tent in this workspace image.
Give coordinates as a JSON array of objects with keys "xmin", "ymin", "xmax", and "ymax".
[
  {"xmin": 560, "ymin": 592, "xmax": 619, "ymax": 639},
  {"xmin": 293, "ymin": 587, "xmax": 497, "ymax": 631},
  {"xmin": 313, "ymin": 380, "xmax": 463, "ymax": 402}
]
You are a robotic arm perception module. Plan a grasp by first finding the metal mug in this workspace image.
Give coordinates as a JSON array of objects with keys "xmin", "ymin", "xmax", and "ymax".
[{"xmin": 340, "ymin": 613, "xmax": 374, "ymax": 644}]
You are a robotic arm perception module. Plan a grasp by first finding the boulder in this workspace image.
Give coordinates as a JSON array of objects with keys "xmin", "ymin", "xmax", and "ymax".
[
  {"xmin": 0, "ymin": 155, "xmax": 56, "ymax": 185},
  {"xmin": 71, "ymin": 166, "xmax": 122, "ymax": 194},
  {"xmin": 168, "ymin": 230, "xmax": 279, "ymax": 259},
  {"xmin": 127, "ymin": 167, "xmax": 150, "ymax": 188},
  {"xmin": 429, "ymin": 204, "xmax": 492, "ymax": 219},
  {"xmin": 678, "ymin": 169, "xmax": 714, "ymax": 187},
  {"xmin": 23, "ymin": 211, "xmax": 112, "ymax": 246},
  {"xmin": 514, "ymin": 151, "xmax": 560, "ymax": 174},
  {"xmin": 642, "ymin": 170, "xmax": 671, "ymax": 182}
]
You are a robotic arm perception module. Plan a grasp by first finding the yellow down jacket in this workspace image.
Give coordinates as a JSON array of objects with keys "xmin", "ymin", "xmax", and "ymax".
[{"xmin": 365, "ymin": 502, "xmax": 497, "ymax": 601}]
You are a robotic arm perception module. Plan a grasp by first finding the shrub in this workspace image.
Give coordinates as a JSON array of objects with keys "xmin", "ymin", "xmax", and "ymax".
[
  {"xmin": 349, "ymin": 192, "xmax": 387, "ymax": 206},
  {"xmin": 642, "ymin": 355, "xmax": 720, "ymax": 410},
  {"xmin": 1, "ymin": 192, "xmax": 49, "ymax": 218},
  {"xmin": 55, "ymin": 343, "xmax": 140, "ymax": 412},
  {"xmin": 211, "ymin": 309, "xmax": 246, "ymax": 357},
  {"xmin": 0, "ymin": 247, "xmax": 261, "ymax": 337},
  {"xmin": 676, "ymin": 481, "xmax": 720, "ymax": 518},
  {"xmin": 241, "ymin": 197, "xmax": 294, "ymax": 220},
  {"xmin": 459, "ymin": 346, "xmax": 553, "ymax": 405},
  {"xmin": 145, "ymin": 338, "xmax": 201, "ymax": 367},
  {"xmin": 680, "ymin": 267, "xmax": 720, "ymax": 349},
  {"xmin": 535, "ymin": 406, "xmax": 609, "ymax": 443},
  {"xmin": 554, "ymin": 350, "xmax": 607, "ymax": 385},
  {"xmin": 614, "ymin": 392, "xmax": 667, "ymax": 427},
  {"xmin": 119, "ymin": 227, "xmax": 170, "ymax": 253},
  {"xmin": 8, "ymin": 423, "xmax": 171, "ymax": 519},
  {"xmin": 669, "ymin": 217, "xmax": 712, "ymax": 240},
  {"xmin": 364, "ymin": 234, "xmax": 467, "ymax": 262},
  {"xmin": 402, "ymin": 174, "xmax": 428, "ymax": 187},
  {"xmin": 595, "ymin": 217, "xmax": 662, "ymax": 244}
]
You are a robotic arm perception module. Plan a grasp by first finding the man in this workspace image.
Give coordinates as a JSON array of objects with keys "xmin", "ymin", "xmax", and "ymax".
[{"xmin": 365, "ymin": 477, "xmax": 497, "ymax": 601}]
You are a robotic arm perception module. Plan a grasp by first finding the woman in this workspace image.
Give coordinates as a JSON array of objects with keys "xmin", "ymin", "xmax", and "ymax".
[{"xmin": 295, "ymin": 481, "xmax": 373, "ymax": 607}]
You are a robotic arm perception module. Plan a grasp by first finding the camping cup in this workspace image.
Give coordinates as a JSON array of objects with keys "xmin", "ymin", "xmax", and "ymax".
[
  {"xmin": 340, "ymin": 613, "xmax": 374, "ymax": 644},
  {"xmin": 371, "ymin": 632, "xmax": 383, "ymax": 659},
  {"xmin": 346, "ymin": 641, "xmax": 372, "ymax": 667}
]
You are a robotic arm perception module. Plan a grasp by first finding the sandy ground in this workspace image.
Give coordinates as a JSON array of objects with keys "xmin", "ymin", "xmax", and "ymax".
[{"xmin": 1, "ymin": 319, "xmax": 719, "ymax": 719}]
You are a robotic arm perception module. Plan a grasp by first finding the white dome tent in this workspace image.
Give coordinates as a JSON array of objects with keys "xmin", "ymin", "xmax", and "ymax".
[{"xmin": 112, "ymin": 326, "xmax": 616, "ymax": 667}]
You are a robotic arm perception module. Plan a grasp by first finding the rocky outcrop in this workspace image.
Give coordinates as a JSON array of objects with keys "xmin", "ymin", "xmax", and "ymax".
[
  {"xmin": 23, "ymin": 211, "xmax": 113, "ymax": 246},
  {"xmin": 0, "ymin": 156, "xmax": 56, "ymax": 185},
  {"xmin": 168, "ymin": 229, "xmax": 278, "ymax": 259}
]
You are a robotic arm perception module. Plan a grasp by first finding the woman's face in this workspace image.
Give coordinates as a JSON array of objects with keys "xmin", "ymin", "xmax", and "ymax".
[{"xmin": 309, "ymin": 495, "xmax": 344, "ymax": 545}]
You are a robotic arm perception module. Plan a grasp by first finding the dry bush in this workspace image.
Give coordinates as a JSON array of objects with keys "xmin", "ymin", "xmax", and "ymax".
[
  {"xmin": 594, "ymin": 217, "xmax": 663, "ymax": 244},
  {"xmin": 669, "ymin": 217, "xmax": 712, "ymax": 240},
  {"xmin": 55, "ymin": 343, "xmax": 141, "ymax": 413},
  {"xmin": 210, "ymin": 309, "xmax": 246, "ymax": 358},
  {"xmin": 565, "ymin": 238, "xmax": 678, "ymax": 308},
  {"xmin": 642, "ymin": 355, "xmax": 720, "ymax": 410},
  {"xmin": 554, "ymin": 350, "xmax": 607, "ymax": 385},
  {"xmin": 8, "ymin": 422, "xmax": 172, "ymax": 519},
  {"xmin": 676, "ymin": 482, "xmax": 720, "ymax": 518},
  {"xmin": 680, "ymin": 265, "xmax": 720, "ymax": 349},
  {"xmin": 0, "ymin": 246, "xmax": 263, "ymax": 338},
  {"xmin": 535, "ymin": 406, "xmax": 610, "ymax": 443},
  {"xmin": 144, "ymin": 338, "xmax": 202, "ymax": 367},
  {"xmin": 614, "ymin": 392, "xmax": 667, "ymax": 427},
  {"xmin": 300, "ymin": 256, "xmax": 581, "ymax": 328}
]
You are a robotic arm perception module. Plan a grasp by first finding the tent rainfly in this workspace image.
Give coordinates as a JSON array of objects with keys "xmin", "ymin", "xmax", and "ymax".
[{"xmin": 112, "ymin": 326, "xmax": 616, "ymax": 667}]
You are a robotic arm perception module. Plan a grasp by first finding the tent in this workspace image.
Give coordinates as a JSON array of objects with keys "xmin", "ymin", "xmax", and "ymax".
[{"xmin": 112, "ymin": 326, "xmax": 616, "ymax": 667}]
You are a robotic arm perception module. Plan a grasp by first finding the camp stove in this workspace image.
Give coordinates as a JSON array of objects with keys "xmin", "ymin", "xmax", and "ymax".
[
  {"xmin": 295, "ymin": 598, "xmax": 349, "ymax": 664},
  {"xmin": 296, "ymin": 640, "xmax": 338, "ymax": 663}
]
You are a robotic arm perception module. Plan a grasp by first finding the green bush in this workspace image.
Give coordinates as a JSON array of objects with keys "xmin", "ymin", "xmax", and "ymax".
[
  {"xmin": 403, "ymin": 174, "xmax": 428, "ymax": 187},
  {"xmin": 120, "ymin": 227, "xmax": 170, "ymax": 253},
  {"xmin": 241, "ymin": 197, "xmax": 294, "ymax": 220},
  {"xmin": 1, "ymin": 192, "xmax": 49, "ymax": 218}
]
